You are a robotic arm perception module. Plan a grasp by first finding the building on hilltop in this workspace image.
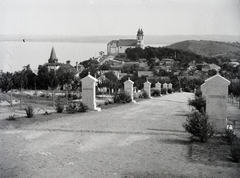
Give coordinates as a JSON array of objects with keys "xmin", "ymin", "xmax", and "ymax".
[{"xmin": 107, "ymin": 28, "xmax": 145, "ymax": 55}]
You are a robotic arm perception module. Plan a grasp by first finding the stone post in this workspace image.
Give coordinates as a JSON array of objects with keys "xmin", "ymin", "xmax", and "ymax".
[
  {"xmin": 124, "ymin": 78, "xmax": 136, "ymax": 103},
  {"xmin": 200, "ymin": 74, "xmax": 230, "ymax": 133},
  {"xmin": 81, "ymin": 72, "xmax": 101, "ymax": 111},
  {"xmin": 163, "ymin": 82, "xmax": 168, "ymax": 94},
  {"xmin": 144, "ymin": 80, "xmax": 152, "ymax": 99},
  {"xmin": 156, "ymin": 82, "xmax": 161, "ymax": 96}
]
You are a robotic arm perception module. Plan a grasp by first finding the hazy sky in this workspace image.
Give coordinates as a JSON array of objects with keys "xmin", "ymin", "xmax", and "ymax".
[{"xmin": 1, "ymin": 0, "xmax": 239, "ymax": 36}]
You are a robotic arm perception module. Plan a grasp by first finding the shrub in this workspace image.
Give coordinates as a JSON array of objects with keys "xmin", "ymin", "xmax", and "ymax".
[
  {"xmin": 24, "ymin": 105, "xmax": 34, "ymax": 118},
  {"xmin": 188, "ymin": 96, "xmax": 206, "ymax": 113},
  {"xmin": 142, "ymin": 90, "xmax": 149, "ymax": 99},
  {"xmin": 55, "ymin": 97, "xmax": 64, "ymax": 113},
  {"xmin": 6, "ymin": 114, "xmax": 18, "ymax": 121},
  {"xmin": 167, "ymin": 88, "xmax": 173, "ymax": 94},
  {"xmin": 161, "ymin": 88, "xmax": 167, "ymax": 94},
  {"xmin": 114, "ymin": 91, "xmax": 132, "ymax": 103},
  {"xmin": 221, "ymin": 129, "xmax": 237, "ymax": 145},
  {"xmin": 231, "ymin": 141, "xmax": 240, "ymax": 163},
  {"xmin": 183, "ymin": 110, "xmax": 214, "ymax": 142},
  {"xmin": 195, "ymin": 89, "xmax": 202, "ymax": 97},
  {"xmin": 66, "ymin": 102, "xmax": 88, "ymax": 114},
  {"xmin": 151, "ymin": 89, "xmax": 161, "ymax": 96}
]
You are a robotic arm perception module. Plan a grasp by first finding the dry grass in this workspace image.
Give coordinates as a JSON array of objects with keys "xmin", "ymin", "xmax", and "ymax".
[{"xmin": 189, "ymin": 136, "xmax": 240, "ymax": 167}]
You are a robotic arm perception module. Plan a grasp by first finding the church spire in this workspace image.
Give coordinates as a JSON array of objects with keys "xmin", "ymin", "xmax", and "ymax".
[{"xmin": 48, "ymin": 47, "xmax": 58, "ymax": 63}]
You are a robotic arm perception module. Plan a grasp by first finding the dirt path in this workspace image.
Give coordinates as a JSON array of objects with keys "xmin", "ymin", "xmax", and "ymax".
[{"xmin": 0, "ymin": 93, "xmax": 239, "ymax": 178}]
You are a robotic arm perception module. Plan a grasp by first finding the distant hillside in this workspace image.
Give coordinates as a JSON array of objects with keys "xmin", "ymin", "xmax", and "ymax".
[{"xmin": 167, "ymin": 40, "xmax": 240, "ymax": 58}]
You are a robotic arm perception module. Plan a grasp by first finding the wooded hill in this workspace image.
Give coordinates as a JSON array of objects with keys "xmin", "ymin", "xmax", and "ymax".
[{"xmin": 167, "ymin": 40, "xmax": 240, "ymax": 59}]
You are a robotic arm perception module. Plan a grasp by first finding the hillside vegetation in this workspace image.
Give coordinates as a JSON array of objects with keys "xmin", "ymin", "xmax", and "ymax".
[{"xmin": 167, "ymin": 40, "xmax": 240, "ymax": 58}]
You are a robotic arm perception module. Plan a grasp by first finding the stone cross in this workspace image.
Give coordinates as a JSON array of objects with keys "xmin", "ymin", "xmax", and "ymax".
[
  {"xmin": 144, "ymin": 80, "xmax": 152, "ymax": 99},
  {"xmin": 81, "ymin": 72, "xmax": 101, "ymax": 111},
  {"xmin": 200, "ymin": 74, "xmax": 230, "ymax": 133},
  {"xmin": 124, "ymin": 78, "xmax": 136, "ymax": 103}
]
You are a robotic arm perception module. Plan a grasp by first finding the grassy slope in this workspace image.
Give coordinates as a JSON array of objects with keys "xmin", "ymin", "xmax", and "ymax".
[{"xmin": 167, "ymin": 40, "xmax": 240, "ymax": 58}]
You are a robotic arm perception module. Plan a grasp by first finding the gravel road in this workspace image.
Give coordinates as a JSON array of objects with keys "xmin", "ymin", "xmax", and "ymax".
[{"xmin": 1, "ymin": 92, "xmax": 239, "ymax": 178}]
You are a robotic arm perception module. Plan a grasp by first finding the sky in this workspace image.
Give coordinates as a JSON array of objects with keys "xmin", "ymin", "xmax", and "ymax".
[{"xmin": 0, "ymin": 0, "xmax": 240, "ymax": 37}]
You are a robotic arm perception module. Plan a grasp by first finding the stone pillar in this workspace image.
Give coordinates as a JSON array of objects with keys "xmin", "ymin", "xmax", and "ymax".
[
  {"xmin": 163, "ymin": 83, "xmax": 167, "ymax": 89},
  {"xmin": 168, "ymin": 83, "xmax": 172, "ymax": 90},
  {"xmin": 200, "ymin": 74, "xmax": 230, "ymax": 133},
  {"xmin": 124, "ymin": 78, "xmax": 136, "ymax": 103},
  {"xmin": 156, "ymin": 82, "xmax": 161, "ymax": 94},
  {"xmin": 144, "ymin": 80, "xmax": 152, "ymax": 99},
  {"xmin": 81, "ymin": 73, "xmax": 101, "ymax": 111},
  {"xmin": 163, "ymin": 82, "xmax": 168, "ymax": 94}
]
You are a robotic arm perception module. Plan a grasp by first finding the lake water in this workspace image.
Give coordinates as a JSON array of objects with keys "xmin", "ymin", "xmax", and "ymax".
[{"xmin": 0, "ymin": 41, "xmax": 167, "ymax": 72}]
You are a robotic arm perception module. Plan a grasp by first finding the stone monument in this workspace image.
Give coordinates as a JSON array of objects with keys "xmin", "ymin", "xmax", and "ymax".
[
  {"xmin": 156, "ymin": 82, "xmax": 161, "ymax": 96},
  {"xmin": 81, "ymin": 72, "xmax": 101, "ymax": 111},
  {"xmin": 124, "ymin": 78, "xmax": 136, "ymax": 103},
  {"xmin": 201, "ymin": 74, "xmax": 230, "ymax": 133},
  {"xmin": 144, "ymin": 80, "xmax": 152, "ymax": 98}
]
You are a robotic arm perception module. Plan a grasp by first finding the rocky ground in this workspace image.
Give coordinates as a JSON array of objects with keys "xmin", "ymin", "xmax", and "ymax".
[{"xmin": 0, "ymin": 92, "xmax": 239, "ymax": 178}]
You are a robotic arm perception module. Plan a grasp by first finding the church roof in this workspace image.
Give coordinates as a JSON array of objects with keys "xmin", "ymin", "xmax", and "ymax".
[
  {"xmin": 118, "ymin": 39, "xmax": 137, "ymax": 46},
  {"xmin": 49, "ymin": 47, "xmax": 58, "ymax": 61}
]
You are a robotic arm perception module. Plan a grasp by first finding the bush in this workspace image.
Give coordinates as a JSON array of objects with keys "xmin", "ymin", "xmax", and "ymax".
[
  {"xmin": 151, "ymin": 89, "xmax": 161, "ymax": 96},
  {"xmin": 221, "ymin": 129, "xmax": 237, "ymax": 145},
  {"xmin": 188, "ymin": 96, "xmax": 206, "ymax": 113},
  {"xmin": 183, "ymin": 110, "xmax": 214, "ymax": 142},
  {"xmin": 114, "ymin": 91, "xmax": 132, "ymax": 103},
  {"xmin": 161, "ymin": 88, "xmax": 167, "ymax": 94},
  {"xmin": 167, "ymin": 88, "xmax": 173, "ymax": 94},
  {"xmin": 231, "ymin": 141, "xmax": 240, "ymax": 163},
  {"xmin": 6, "ymin": 114, "xmax": 18, "ymax": 121},
  {"xmin": 24, "ymin": 105, "xmax": 34, "ymax": 118},
  {"xmin": 55, "ymin": 97, "xmax": 64, "ymax": 113},
  {"xmin": 195, "ymin": 89, "xmax": 202, "ymax": 97},
  {"xmin": 66, "ymin": 102, "xmax": 88, "ymax": 114},
  {"xmin": 142, "ymin": 90, "xmax": 149, "ymax": 99}
]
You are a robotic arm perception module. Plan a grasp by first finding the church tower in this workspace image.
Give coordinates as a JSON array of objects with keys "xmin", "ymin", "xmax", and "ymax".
[{"xmin": 137, "ymin": 28, "xmax": 144, "ymax": 49}]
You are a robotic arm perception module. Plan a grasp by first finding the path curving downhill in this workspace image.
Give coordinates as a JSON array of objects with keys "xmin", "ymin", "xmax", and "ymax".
[{"xmin": 0, "ymin": 92, "xmax": 239, "ymax": 178}]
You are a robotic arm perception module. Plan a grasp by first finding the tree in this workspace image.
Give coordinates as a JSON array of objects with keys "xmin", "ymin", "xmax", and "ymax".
[
  {"xmin": 48, "ymin": 70, "xmax": 59, "ymax": 106},
  {"xmin": 0, "ymin": 72, "xmax": 13, "ymax": 92},
  {"xmin": 37, "ymin": 65, "xmax": 49, "ymax": 89}
]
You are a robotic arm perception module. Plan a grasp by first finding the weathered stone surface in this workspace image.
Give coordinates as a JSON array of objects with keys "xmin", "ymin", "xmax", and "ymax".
[
  {"xmin": 81, "ymin": 73, "xmax": 101, "ymax": 111},
  {"xmin": 124, "ymin": 78, "xmax": 136, "ymax": 103},
  {"xmin": 144, "ymin": 80, "xmax": 152, "ymax": 99},
  {"xmin": 201, "ymin": 74, "xmax": 230, "ymax": 132}
]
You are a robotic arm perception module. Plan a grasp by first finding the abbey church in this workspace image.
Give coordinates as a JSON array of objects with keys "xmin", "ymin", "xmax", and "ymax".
[{"xmin": 107, "ymin": 28, "xmax": 145, "ymax": 55}]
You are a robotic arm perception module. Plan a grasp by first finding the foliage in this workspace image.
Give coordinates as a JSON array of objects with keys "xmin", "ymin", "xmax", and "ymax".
[
  {"xmin": 48, "ymin": 70, "xmax": 59, "ymax": 90},
  {"xmin": 6, "ymin": 114, "xmax": 18, "ymax": 121},
  {"xmin": 55, "ymin": 97, "xmax": 64, "ymax": 113},
  {"xmin": 142, "ymin": 90, "xmax": 149, "ymax": 98},
  {"xmin": 194, "ymin": 89, "xmax": 202, "ymax": 97},
  {"xmin": 221, "ymin": 129, "xmax": 237, "ymax": 145},
  {"xmin": 151, "ymin": 89, "xmax": 161, "ymax": 96},
  {"xmin": 0, "ymin": 72, "xmax": 13, "ymax": 92},
  {"xmin": 188, "ymin": 96, "xmax": 206, "ymax": 113},
  {"xmin": 183, "ymin": 110, "xmax": 214, "ymax": 142},
  {"xmin": 37, "ymin": 65, "xmax": 49, "ymax": 89},
  {"xmin": 66, "ymin": 102, "xmax": 88, "ymax": 114},
  {"xmin": 56, "ymin": 66, "xmax": 75, "ymax": 87},
  {"xmin": 231, "ymin": 141, "xmax": 240, "ymax": 163},
  {"xmin": 114, "ymin": 90, "xmax": 132, "ymax": 103},
  {"xmin": 161, "ymin": 88, "xmax": 167, "ymax": 94},
  {"xmin": 24, "ymin": 105, "xmax": 34, "ymax": 118},
  {"xmin": 167, "ymin": 88, "xmax": 173, "ymax": 94}
]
